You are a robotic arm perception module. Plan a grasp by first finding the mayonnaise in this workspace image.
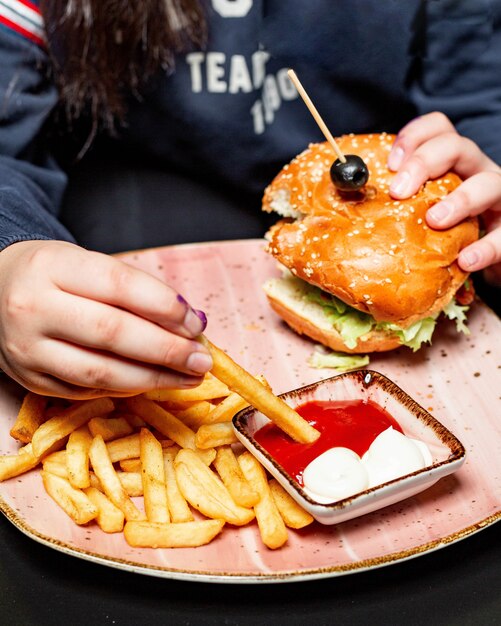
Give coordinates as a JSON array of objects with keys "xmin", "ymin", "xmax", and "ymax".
[
  {"xmin": 302, "ymin": 427, "xmax": 433, "ymax": 503},
  {"xmin": 302, "ymin": 447, "xmax": 369, "ymax": 503},
  {"xmin": 361, "ymin": 427, "xmax": 432, "ymax": 488}
]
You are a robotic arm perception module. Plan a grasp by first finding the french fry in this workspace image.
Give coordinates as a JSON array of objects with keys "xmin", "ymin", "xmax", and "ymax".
[
  {"xmin": 106, "ymin": 433, "xmax": 140, "ymax": 463},
  {"xmin": 0, "ymin": 444, "xmax": 39, "ymax": 481},
  {"xmin": 124, "ymin": 519, "xmax": 225, "ymax": 548},
  {"xmin": 88, "ymin": 435, "xmax": 144, "ymax": 521},
  {"xmin": 119, "ymin": 458, "xmax": 141, "ymax": 472},
  {"xmin": 42, "ymin": 450, "xmax": 67, "ymax": 478},
  {"xmin": 84, "ymin": 486, "xmax": 125, "ymax": 533},
  {"xmin": 117, "ymin": 472, "xmax": 144, "ymax": 497},
  {"xmin": 106, "ymin": 433, "xmax": 173, "ymax": 464},
  {"xmin": 88, "ymin": 416, "xmax": 133, "ymax": 441},
  {"xmin": 268, "ymin": 479, "xmax": 314, "ymax": 529},
  {"xmin": 195, "ymin": 422, "xmax": 238, "ymax": 449},
  {"xmin": 202, "ymin": 392, "xmax": 248, "ymax": 425},
  {"xmin": 237, "ymin": 451, "xmax": 288, "ymax": 549},
  {"xmin": 32, "ymin": 397, "xmax": 114, "ymax": 458},
  {"xmin": 89, "ymin": 471, "xmax": 144, "ymax": 497},
  {"xmin": 66, "ymin": 426, "xmax": 93, "ymax": 489},
  {"xmin": 122, "ymin": 413, "xmax": 147, "ymax": 430},
  {"xmin": 140, "ymin": 428, "xmax": 169, "ymax": 523},
  {"xmin": 213, "ymin": 446, "xmax": 259, "ymax": 508},
  {"xmin": 162, "ymin": 447, "xmax": 193, "ymax": 523},
  {"xmin": 9, "ymin": 392, "xmax": 48, "ymax": 443},
  {"xmin": 41, "ymin": 470, "xmax": 98, "ymax": 525},
  {"xmin": 200, "ymin": 337, "xmax": 319, "ymax": 444},
  {"xmin": 174, "ymin": 448, "xmax": 254, "ymax": 526},
  {"xmin": 125, "ymin": 396, "xmax": 215, "ymax": 465},
  {"xmin": 172, "ymin": 401, "xmax": 213, "ymax": 430},
  {"xmin": 144, "ymin": 374, "xmax": 230, "ymax": 403}
]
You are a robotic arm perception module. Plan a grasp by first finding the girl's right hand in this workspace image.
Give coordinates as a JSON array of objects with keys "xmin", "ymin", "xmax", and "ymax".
[{"xmin": 0, "ymin": 240, "xmax": 213, "ymax": 399}]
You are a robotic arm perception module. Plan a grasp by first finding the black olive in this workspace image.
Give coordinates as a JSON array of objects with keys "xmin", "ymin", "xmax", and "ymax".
[{"xmin": 330, "ymin": 154, "xmax": 369, "ymax": 191}]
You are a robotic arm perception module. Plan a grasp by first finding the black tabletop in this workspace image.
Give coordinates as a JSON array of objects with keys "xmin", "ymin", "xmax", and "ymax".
[
  {"xmin": 1, "ymin": 155, "xmax": 499, "ymax": 625},
  {"xmin": 0, "ymin": 512, "xmax": 499, "ymax": 625}
]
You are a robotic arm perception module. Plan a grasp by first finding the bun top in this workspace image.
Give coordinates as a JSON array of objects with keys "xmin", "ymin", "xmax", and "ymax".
[{"xmin": 263, "ymin": 134, "xmax": 479, "ymax": 327}]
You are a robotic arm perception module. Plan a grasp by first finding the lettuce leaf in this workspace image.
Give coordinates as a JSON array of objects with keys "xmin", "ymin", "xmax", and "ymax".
[
  {"xmin": 286, "ymin": 275, "xmax": 468, "ymax": 352},
  {"xmin": 442, "ymin": 300, "xmax": 470, "ymax": 335},
  {"xmin": 378, "ymin": 318, "xmax": 437, "ymax": 352},
  {"xmin": 308, "ymin": 348, "xmax": 370, "ymax": 371},
  {"xmin": 305, "ymin": 286, "xmax": 373, "ymax": 348}
]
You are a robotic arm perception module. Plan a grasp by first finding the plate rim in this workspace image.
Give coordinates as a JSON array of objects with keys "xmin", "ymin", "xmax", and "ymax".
[{"xmin": 1, "ymin": 489, "xmax": 499, "ymax": 583}]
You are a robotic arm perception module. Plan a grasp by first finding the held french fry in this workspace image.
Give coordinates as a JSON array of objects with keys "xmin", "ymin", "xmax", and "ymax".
[
  {"xmin": 213, "ymin": 446, "xmax": 259, "ymax": 508},
  {"xmin": 237, "ymin": 451, "xmax": 288, "ymax": 550},
  {"xmin": 66, "ymin": 426, "xmax": 93, "ymax": 489},
  {"xmin": 268, "ymin": 479, "xmax": 314, "ymax": 529},
  {"xmin": 140, "ymin": 428, "xmax": 169, "ymax": 523},
  {"xmin": 199, "ymin": 336, "xmax": 319, "ymax": 444},
  {"xmin": 174, "ymin": 449, "xmax": 255, "ymax": 526},
  {"xmin": 124, "ymin": 519, "xmax": 225, "ymax": 548},
  {"xmin": 32, "ymin": 397, "xmax": 115, "ymax": 458},
  {"xmin": 9, "ymin": 392, "xmax": 48, "ymax": 443},
  {"xmin": 41, "ymin": 471, "xmax": 98, "ymax": 525},
  {"xmin": 89, "ymin": 435, "xmax": 144, "ymax": 521}
]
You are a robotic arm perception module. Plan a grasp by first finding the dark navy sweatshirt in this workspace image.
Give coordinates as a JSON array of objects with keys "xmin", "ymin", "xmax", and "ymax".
[{"xmin": 0, "ymin": 0, "xmax": 500, "ymax": 250}]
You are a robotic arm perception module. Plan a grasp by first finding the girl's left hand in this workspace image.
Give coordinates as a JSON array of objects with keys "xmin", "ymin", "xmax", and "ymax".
[{"xmin": 387, "ymin": 111, "xmax": 501, "ymax": 285}]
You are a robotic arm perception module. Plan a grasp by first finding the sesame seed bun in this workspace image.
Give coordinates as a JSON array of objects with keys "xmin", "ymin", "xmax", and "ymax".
[{"xmin": 262, "ymin": 133, "xmax": 479, "ymax": 352}]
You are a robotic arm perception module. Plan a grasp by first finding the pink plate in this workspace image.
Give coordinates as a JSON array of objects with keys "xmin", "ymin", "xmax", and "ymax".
[{"xmin": 0, "ymin": 239, "xmax": 499, "ymax": 583}]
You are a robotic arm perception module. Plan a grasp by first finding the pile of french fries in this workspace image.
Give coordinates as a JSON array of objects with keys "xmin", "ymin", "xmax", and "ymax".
[{"xmin": 0, "ymin": 369, "xmax": 314, "ymax": 550}]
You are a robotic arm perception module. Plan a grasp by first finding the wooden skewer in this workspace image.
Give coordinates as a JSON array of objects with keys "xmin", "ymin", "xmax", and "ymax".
[{"xmin": 288, "ymin": 69, "xmax": 346, "ymax": 163}]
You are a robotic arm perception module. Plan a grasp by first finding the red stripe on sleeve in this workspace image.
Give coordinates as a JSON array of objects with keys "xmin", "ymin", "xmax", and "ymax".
[{"xmin": 0, "ymin": 14, "xmax": 45, "ymax": 46}]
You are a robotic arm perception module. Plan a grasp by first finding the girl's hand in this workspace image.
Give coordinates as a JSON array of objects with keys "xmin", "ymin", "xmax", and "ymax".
[
  {"xmin": 0, "ymin": 240, "xmax": 213, "ymax": 398},
  {"xmin": 388, "ymin": 112, "xmax": 501, "ymax": 285}
]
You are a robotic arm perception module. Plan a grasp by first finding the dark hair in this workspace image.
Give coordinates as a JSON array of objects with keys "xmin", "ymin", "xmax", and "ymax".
[{"xmin": 40, "ymin": 1, "xmax": 206, "ymax": 139}]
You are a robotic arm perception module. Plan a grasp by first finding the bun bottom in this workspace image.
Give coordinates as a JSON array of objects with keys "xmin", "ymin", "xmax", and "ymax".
[{"xmin": 263, "ymin": 277, "xmax": 403, "ymax": 354}]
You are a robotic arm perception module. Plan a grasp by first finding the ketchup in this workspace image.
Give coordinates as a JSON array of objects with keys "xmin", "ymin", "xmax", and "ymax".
[{"xmin": 254, "ymin": 399, "xmax": 402, "ymax": 485}]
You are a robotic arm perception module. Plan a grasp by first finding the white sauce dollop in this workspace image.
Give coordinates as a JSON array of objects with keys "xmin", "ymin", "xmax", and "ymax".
[
  {"xmin": 302, "ymin": 447, "xmax": 369, "ymax": 503},
  {"xmin": 361, "ymin": 427, "xmax": 432, "ymax": 488},
  {"xmin": 302, "ymin": 427, "xmax": 433, "ymax": 504}
]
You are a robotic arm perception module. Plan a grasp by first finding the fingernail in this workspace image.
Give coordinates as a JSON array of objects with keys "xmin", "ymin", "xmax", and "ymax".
[
  {"xmin": 390, "ymin": 171, "xmax": 410, "ymax": 196},
  {"xmin": 388, "ymin": 146, "xmax": 404, "ymax": 171},
  {"xmin": 459, "ymin": 249, "xmax": 481, "ymax": 270},
  {"xmin": 194, "ymin": 309, "xmax": 207, "ymax": 331},
  {"xmin": 183, "ymin": 308, "xmax": 205, "ymax": 335},
  {"xmin": 186, "ymin": 351, "xmax": 213, "ymax": 374},
  {"xmin": 427, "ymin": 201, "xmax": 452, "ymax": 224}
]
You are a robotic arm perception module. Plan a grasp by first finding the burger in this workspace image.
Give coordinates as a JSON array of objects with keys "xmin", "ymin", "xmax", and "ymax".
[{"xmin": 262, "ymin": 133, "xmax": 478, "ymax": 356}]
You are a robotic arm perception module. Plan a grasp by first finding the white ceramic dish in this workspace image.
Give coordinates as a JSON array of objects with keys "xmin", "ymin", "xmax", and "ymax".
[{"xmin": 233, "ymin": 370, "xmax": 466, "ymax": 525}]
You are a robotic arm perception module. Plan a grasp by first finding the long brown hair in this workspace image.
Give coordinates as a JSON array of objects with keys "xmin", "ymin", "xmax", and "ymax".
[{"xmin": 40, "ymin": 1, "xmax": 207, "ymax": 140}]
